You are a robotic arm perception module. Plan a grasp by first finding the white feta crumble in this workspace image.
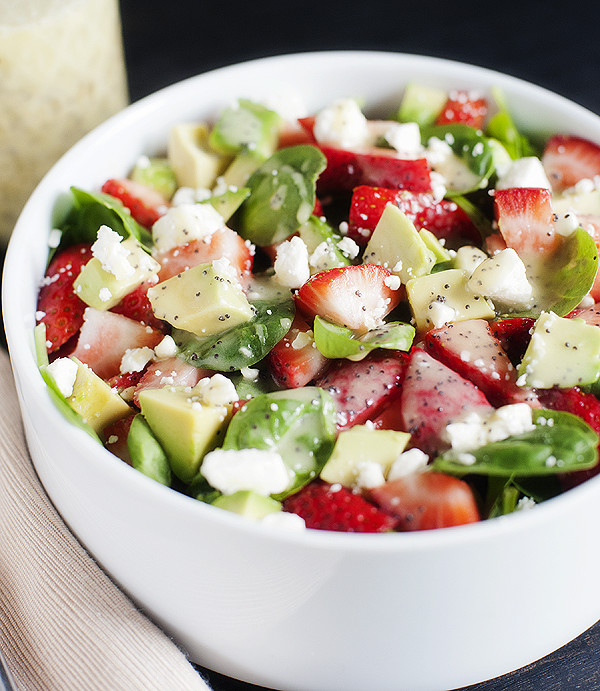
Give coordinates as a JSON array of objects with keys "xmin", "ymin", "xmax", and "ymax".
[
  {"xmin": 92, "ymin": 225, "xmax": 135, "ymax": 281},
  {"xmin": 383, "ymin": 274, "xmax": 401, "ymax": 290},
  {"xmin": 240, "ymin": 366, "xmax": 260, "ymax": 381},
  {"xmin": 35, "ymin": 310, "xmax": 46, "ymax": 321},
  {"xmin": 120, "ymin": 346, "xmax": 155, "ymax": 374},
  {"xmin": 273, "ymin": 235, "xmax": 310, "ymax": 288},
  {"xmin": 98, "ymin": 286, "xmax": 113, "ymax": 303},
  {"xmin": 467, "ymin": 248, "xmax": 533, "ymax": 309},
  {"xmin": 200, "ymin": 448, "xmax": 291, "ymax": 496},
  {"xmin": 427, "ymin": 300, "xmax": 457, "ymax": 328},
  {"xmin": 171, "ymin": 186, "xmax": 212, "ymax": 205},
  {"xmin": 47, "ymin": 228, "xmax": 62, "ymax": 249},
  {"xmin": 154, "ymin": 334, "xmax": 178, "ymax": 359},
  {"xmin": 425, "ymin": 136, "xmax": 481, "ymax": 191},
  {"xmin": 429, "ymin": 171, "xmax": 447, "ymax": 203},
  {"xmin": 382, "ymin": 121, "xmax": 423, "ymax": 157},
  {"xmin": 211, "ymin": 256, "xmax": 239, "ymax": 282},
  {"xmin": 261, "ymin": 511, "xmax": 306, "ymax": 530},
  {"xmin": 46, "ymin": 357, "xmax": 78, "ymax": 398},
  {"xmin": 495, "ymin": 157, "xmax": 551, "ymax": 190},
  {"xmin": 516, "ymin": 496, "xmax": 537, "ymax": 511},
  {"xmin": 453, "ymin": 245, "xmax": 488, "ymax": 272},
  {"xmin": 151, "ymin": 203, "xmax": 224, "ymax": 253},
  {"xmin": 193, "ymin": 373, "xmax": 239, "ymax": 406},
  {"xmin": 336, "ymin": 236, "xmax": 360, "ymax": 259},
  {"xmin": 354, "ymin": 461, "xmax": 386, "ymax": 489},
  {"xmin": 387, "ymin": 448, "xmax": 429, "ymax": 480},
  {"xmin": 313, "ymin": 98, "xmax": 369, "ymax": 148},
  {"xmin": 553, "ymin": 211, "xmax": 579, "ymax": 237}
]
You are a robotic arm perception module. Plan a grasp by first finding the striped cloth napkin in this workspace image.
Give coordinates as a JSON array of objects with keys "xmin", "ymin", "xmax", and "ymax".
[{"xmin": 0, "ymin": 347, "xmax": 210, "ymax": 691}]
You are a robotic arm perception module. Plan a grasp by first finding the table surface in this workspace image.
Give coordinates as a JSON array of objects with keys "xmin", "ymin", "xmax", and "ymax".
[{"xmin": 86, "ymin": 1, "xmax": 600, "ymax": 688}]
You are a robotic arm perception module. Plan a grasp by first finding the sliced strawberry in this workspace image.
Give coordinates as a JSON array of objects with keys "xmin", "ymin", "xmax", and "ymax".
[
  {"xmin": 268, "ymin": 314, "xmax": 328, "ymax": 388},
  {"xmin": 316, "ymin": 146, "xmax": 431, "ymax": 195},
  {"xmin": 435, "ymin": 90, "xmax": 488, "ymax": 129},
  {"xmin": 102, "ymin": 413, "xmax": 135, "ymax": 465},
  {"xmin": 489, "ymin": 317, "xmax": 535, "ymax": 366},
  {"xmin": 107, "ymin": 369, "xmax": 146, "ymax": 396},
  {"xmin": 37, "ymin": 243, "xmax": 93, "ymax": 353},
  {"xmin": 347, "ymin": 186, "xmax": 480, "ymax": 246},
  {"xmin": 297, "ymin": 116, "xmax": 316, "ymax": 138},
  {"xmin": 295, "ymin": 264, "xmax": 402, "ymax": 334},
  {"xmin": 314, "ymin": 351, "xmax": 408, "ymax": 430},
  {"xmin": 132, "ymin": 356, "xmax": 212, "ymax": 406},
  {"xmin": 542, "ymin": 134, "xmax": 600, "ymax": 193},
  {"xmin": 156, "ymin": 226, "xmax": 254, "ymax": 283},
  {"xmin": 368, "ymin": 472, "xmax": 480, "ymax": 531},
  {"xmin": 110, "ymin": 281, "xmax": 167, "ymax": 331},
  {"xmin": 277, "ymin": 121, "xmax": 316, "ymax": 148},
  {"xmin": 570, "ymin": 302, "xmax": 600, "ymax": 327},
  {"xmin": 282, "ymin": 480, "xmax": 396, "ymax": 532},
  {"xmin": 424, "ymin": 319, "xmax": 539, "ymax": 407},
  {"xmin": 397, "ymin": 348, "xmax": 492, "ymax": 454},
  {"xmin": 70, "ymin": 308, "xmax": 163, "ymax": 380},
  {"xmin": 537, "ymin": 386, "xmax": 600, "ymax": 489},
  {"xmin": 101, "ymin": 178, "xmax": 170, "ymax": 228},
  {"xmin": 494, "ymin": 187, "xmax": 560, "ymax": 255}
]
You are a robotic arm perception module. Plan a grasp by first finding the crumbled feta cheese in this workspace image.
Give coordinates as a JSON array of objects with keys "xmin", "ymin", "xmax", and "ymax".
[
  {"xmin": 47, "ymin": 228, "xmax": 62, "ymax": 249},
  {"xmin": 427, "ymin": 300, "xmax": 457, "ymax": 328},
  {"xmin": 384, "ymin": 274, "xmax": 401, "ymax": 290},
  {"xmin": 516, "ymin": 496, "xmax": 536, "ymax": 511},
  {"xmin": 120, "ymin": 346, "xmax": 155, "ymax": 374},
  {"xmin": 429, "ymin": 171, "xmax": 447, "ymax": 203},
  {"xmin": 98, "ymin": 286, "xmax": 113, "ymax": 303},
  {"xmin": 171, "ymin": 186, "xmax": 212, "ymax": 205},
  {"xmin": 425, "ymin": 137, "xmax": 480, "ymax": 192},
  {"xmin": 151, "ymin": 203, "xmax": 224, "ymax": 253},
  {"xmin": 354, "ymin": 461, "xmax": 386, "ymax": 489},
  {"xmin": 240, "ymin": 366, "xmax": 260, "ymax": 381},
  {"xmin": 495, "ymin": 157, "xmax": 551, "ymax": 190},
  {"xmin": 313, "ymin": 98, "xmax": 369, "ymax": 148},
  {"xmin": 261, "ymin": 511, "xmax": 306, "ymax": 530},
  {"xmin": 387, "ymin": 448, "xmax": 429, "ymax": 480},
  {"xmin": 467, "ymin": 248, "xmax": 533, "ymax": 309},
  {"xmin": 193, "ymin": 373, "xmax": 239, "ymax": 406},
  {"xmin": 35, "ymin": 310, "xmax": 46, "ymax": 321},
  {"xmin": 336, "ymin": 236, "xmax": 360, "ymax": 259},
  {"xmin": 453, "ymin": 245, "xmax": 488, "ymax": 272},
  {"xmin": 46, "ymin": 357, "xmax": 78, "ymax": 398},
  {"xmin": 154, "ymin": 334, "xmax": 178, "ymax": 359},
  {"xmin": 211, "ymin": 256, "xmax": 239, "ymax": 282},
  {"xmin": 553, "ymin": 211, "xmax": 579, "ymax": 237},
  {"xmin": 201, "ymin": 448, "xmax": 291, "ymax": 496},
  {"xmin": 92, "ymin": 225, "xmax": 135, "ymax": 281},
  {"xmin": 274, "ymin": 235, "xmax": 310, "ymax": 288},
  {"xmin": 382, "ymin": 121, "xmax": 423, "ymax": 157}
]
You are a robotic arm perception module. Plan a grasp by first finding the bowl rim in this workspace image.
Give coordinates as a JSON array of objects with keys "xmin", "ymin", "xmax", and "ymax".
[{"xmin": 5, "ymin": 48, "xmax": 600, "ymax": 553}]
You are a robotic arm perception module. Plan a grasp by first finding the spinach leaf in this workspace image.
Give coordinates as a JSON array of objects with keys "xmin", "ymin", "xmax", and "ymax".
[{"xmin": 486, "ymin": 88, "xmax": 539, "ymax": 160}]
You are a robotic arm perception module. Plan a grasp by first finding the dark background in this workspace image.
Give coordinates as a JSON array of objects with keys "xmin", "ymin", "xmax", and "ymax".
[{"xmin": 118, "ymin": 1, "xmax": 600, "ymax": 689}]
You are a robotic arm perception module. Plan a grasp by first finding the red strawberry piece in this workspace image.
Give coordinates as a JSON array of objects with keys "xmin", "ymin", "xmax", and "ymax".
[
  {"xmin": 367, "ymin": 472, "xmax": 480, "ymax": 531},
  {"xmin": 571, "ymin": 215, "xmax": 600, "ymax": 301},
  {"xmin": 282, "ymin": 480, "xmax": 396, "ymax": 532},
  {"xmin": 489, "ymin": 317, "xmax": 536, "ymax": 366},
  {"xmin": 435, "ymin": 90, "xmax": 488, "ymax": 129},
  {"xmin": 295, "ymin": 264, "xmax": 402, "ymax": 334},
  {"xmin": 494, "ymin": 187, "xmax": 560, "ymax": 255},
  {"xmin": 570, "ymin": 302, "xmax": 600, "ymax": 327},
  {"xmin": 102, "ymin": 413, "xmax": 135, "ymax": 465},
  {"xmin": 537, "ymin": 386, "xmax": 600, "ymax": 489},
  {"xmin": 316, "ymin": 146, "xmax": 431, "ymax": 195},
  {"xmin": 107, "ymin": 369, "xmax": 146, "ymax": 396},
  {"xmin": 268, "ymin": 314, "xmax": 328, "ymax": 388},
  {"xmin": 347, "ymin": 185, "xmax": 480, "ymax": 246},
  {"xmin": 132, "ymin": 356, "xmax": 212, "ymax": 407},
  {"xmin": 297, "ymin": 116, "xmax": 316, "ymax": 138},
  {"xmin": 37, "ymin": 243, "xmax": 93, "ymax": 353},
  {"xmin": 314, "ymin": 351, "xmax": 408, "ymax": 431},
  {"xmin": 155, "ymin": 226, "xmax": 254, "ymax": 284},
  {"xmin": 397, "ymin": 349, "xmax": 492, "ymax": 455},
  {"xmin": 70, "ymin": 308, "xmax": 163, "ymax": 380},
  {"xmin": 101, "ymin": 178, "xmax": 170, "ymax": 228},
  {"xmin": 542, "ymin": 134, "xmax": 600, "ymax": 193},
  {"xmin": 110, "ymin": 281, "xmax": 167, "ymax": 331},
  {"xmin": 277, "ymin": 120, "xmax": 316, "ymax": 148},
  {"xmin": 424, "ymin": 319, "xmax": 539, "ymax": 408}
]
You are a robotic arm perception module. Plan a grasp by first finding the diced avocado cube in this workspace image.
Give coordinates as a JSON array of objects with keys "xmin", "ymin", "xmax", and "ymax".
[
  {"xmin": 212, "ymin": 490, "xmax": 282, "ymax": 519},
  {"xmin": 320, "ymin": 425, "xmax": 410, "ymax": 487},
  {"xmin": 127, "ymin": 413, "xmax": 172, "ymax": 486},
  {"xmin": 517, "ymin": 311, "xmax": 600, "ymax": 388},
  {"xmin": 363, "ymin": 204, "xmax": 436, "ymax": 284},
  {"xmin": 66, "ymin": 357, "xmax": 131, "ymax": 434},
  {"xmin": 397, "ymin": 83, "xmax": 447, "ymax": 127},
  {"xmin": 131, "ymin": 156, "xmax": 178, "ymax": 200},
  {"xmin": 418, "ymin": 228, "xmax": 452, "ymax": 264},
  {"xmin": 204, "ymin": 187, "xmax": 251, "ymax": 222},
  {"xmin": 219, "ymin": 150, "xmax": 266, "ymax": 188},
  {"xmin": 406, "ymin": 268, "xmax": 495, "ymax": 331},
  {"xmin": 147, "ymin": 262, "xmax": 255, "ymax": 337},
  {"xmin": 208, "ymin": 99, "xmax": 282, "ymax": 159},
  {"xmin": 138, "ymin": 386, "xmax": 233, "ymax": 483},
  {"xmin": 452, "ymin": 245, "xmax": 488, "ymax": 272},
  {"xmin": 73, "ymin": 236, "xmax": 160, "ymax": 310},
  {"xmin": 553, "ymin": 188, "xmax": 600, "ymax": 217},
  {"xmin": 168, "ymin": 123, "xmax": 230, "ymax": 188}
]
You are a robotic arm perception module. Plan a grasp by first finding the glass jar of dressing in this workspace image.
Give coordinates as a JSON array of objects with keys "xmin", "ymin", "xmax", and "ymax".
[{"xmin": 0, "ymin": 0, "xmax": 129, "ymax": 244}]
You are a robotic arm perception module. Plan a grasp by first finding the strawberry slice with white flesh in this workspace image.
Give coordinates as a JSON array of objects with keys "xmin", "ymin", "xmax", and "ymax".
[
  {"xmin": 424, "ymin": 319, "xmax": 539, "ymax": 407},
  {"xmin": 316, "ymin": 147, "xmax": 432, "ymax": 195},
  {"xmin": 348, "ymin": 186, "xmax": 480, "ymax": 246},
  {"xmin": 542, "ymin": 134, "xmax": 600, "ymax": 193},
  {"xmin": 314, "ymin": 351, "xmax": 408, "ymax": 431},
  {"xmin": 132, "ymin": 356, "xmax": 212, "ymax": 407},
  {"xmin": 435, "ymin": 90, "xmax": 488, "ymax": 129},
  {"xmin": 70, "ymin": 308, "xmax": 163, "ymax": 380},
  {"xmin": 398, "ymin": 348, "xmax": 492, "ymax": 455},
  {"xmin": 101, "ymin": 178, "xmax": 170, "ymax": 228},
  {"xmin": 268, "ymin": 314, "xmax": 328, "ymax": 389},
  {"xmin": 295, "ymin": 264, "xmax": 402, "ymax": 334},
  {"xmin": 494, "ymin": 187, "xmax": 560, "ymax": 256}
]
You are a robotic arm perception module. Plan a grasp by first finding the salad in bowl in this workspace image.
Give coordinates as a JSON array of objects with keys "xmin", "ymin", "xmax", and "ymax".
[
  {"xmin": 5, "ymin": 52, "xmax": 600, "ymax": 691},
  {"xmin": 35, "ymin": 77, "xmax": 600, "ymax": 533}
]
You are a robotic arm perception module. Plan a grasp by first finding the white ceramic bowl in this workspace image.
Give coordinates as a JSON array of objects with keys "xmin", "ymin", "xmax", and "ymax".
[{"xmin": 4, "ymin": 51, "xmax": 600, "ymax": 691}]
